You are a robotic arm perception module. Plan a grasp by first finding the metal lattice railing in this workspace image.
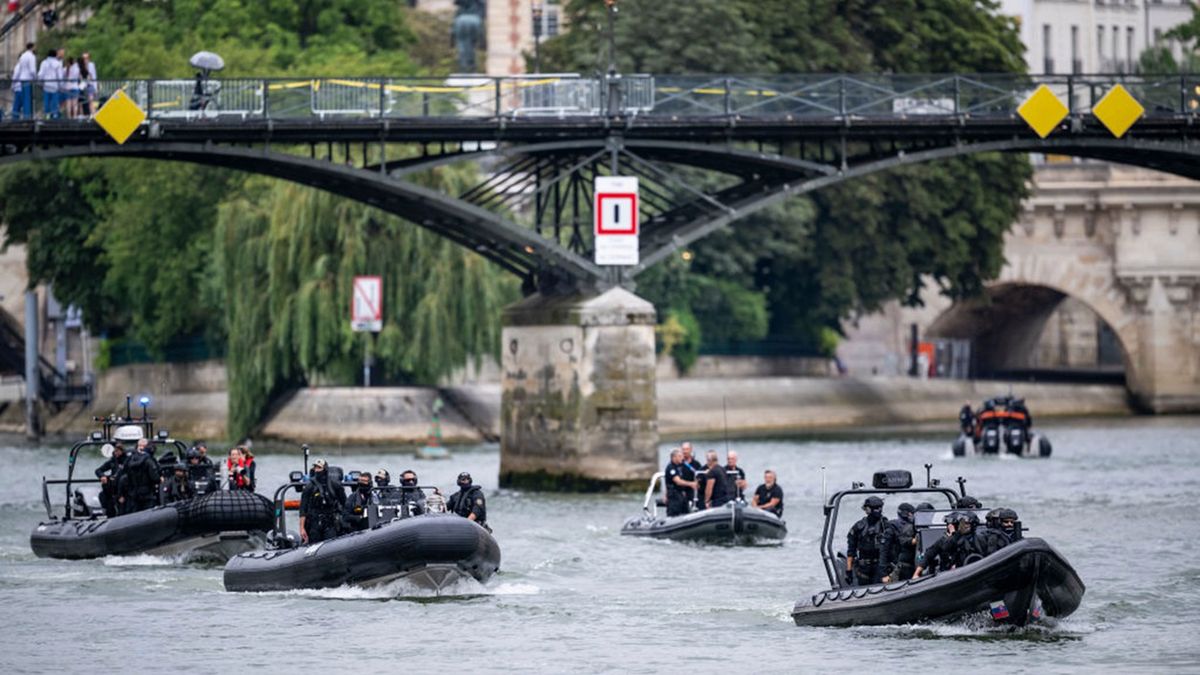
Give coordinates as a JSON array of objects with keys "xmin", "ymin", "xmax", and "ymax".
[{"xmin": 0, "ymin": 73, "xmax": 1197, "ymax": 122}]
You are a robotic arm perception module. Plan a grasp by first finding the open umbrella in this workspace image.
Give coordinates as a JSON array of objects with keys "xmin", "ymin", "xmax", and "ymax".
[{"xmin": 188, "ymin": 51, "xmax": 225, "ymax": 72}]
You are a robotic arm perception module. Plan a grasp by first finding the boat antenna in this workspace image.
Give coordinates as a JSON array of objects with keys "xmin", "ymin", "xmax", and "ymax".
[
  {"xmin": 722, "ymin": 396, "xmax": 730, "ymax": 457},
  {"xmin": 821, "ymin": 465, "xmax": 827, "ymax": 505},
  {"xmin": 956, "ymin": 475, "xmax": 967, "ymax": 498},
  {"xmin": 301, "ymin": 443, "xmax": 310, "ymax": 479},
  {"xmin": 924, "ymin": 463, "xmax": 933, "ymax": 488},
  {"xmin": 125, "ymin": 394, "xmax": 132, "ymax": 420}
]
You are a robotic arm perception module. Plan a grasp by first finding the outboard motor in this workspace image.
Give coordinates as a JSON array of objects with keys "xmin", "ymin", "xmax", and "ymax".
[
  {"xmin": 1005, "ymin": 425, "xmax": 1026, "ymax": 455},
  {"xmin": 981, "ymin": 425, "xmax": 1001, "ymax": 454}
]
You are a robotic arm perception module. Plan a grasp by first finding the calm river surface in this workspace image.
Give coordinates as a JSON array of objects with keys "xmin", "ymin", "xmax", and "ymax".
[{"xmin": 2, "ymin": 416, "xmax": 1199, "ymax": 673}]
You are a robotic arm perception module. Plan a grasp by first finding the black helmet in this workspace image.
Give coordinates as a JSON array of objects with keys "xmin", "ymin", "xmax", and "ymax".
[
  {"xmin": 966, "ymin": 512, "xmax": 980, "ymax": 526},
  {"xmin": 943, "ymin": 510, "xmax": 964, "ymax": 524},
  {"xmin": 997, "ymin": 507, "xmax": 1018, "ymax": 521},
  {"xmin": 186, "ymin": 448, "xmax": 201, "ymax": 462},
  {"xmin": 915, "ymin": 502, "xmax": 935, "ymax": 511},
  {"xmin": 897, "ymin": 502, "xmax": 915, "ymax": 515},
  {"xmin": 862, "ymin": 496, "xmax": 884, "ymax": 509},
  {"xmin": 457, "ymin": 472, "xmax": 473, "ymax": 487},
  {"xmin": 957, "ymin": 495, "xmax": 982, "ymax": 509},
  {"xmin": 173, "ymin": 462, "xmax": 187, "ymax": 472},
  {"xmin": 985, "ymin": 508, "xmax": 1001, "ymax": 527}
]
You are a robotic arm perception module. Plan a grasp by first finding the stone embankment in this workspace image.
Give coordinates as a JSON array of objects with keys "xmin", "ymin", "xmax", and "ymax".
[{"xmin": 6, "ymin": 363, "xmax": 1132, "ymax": 444}]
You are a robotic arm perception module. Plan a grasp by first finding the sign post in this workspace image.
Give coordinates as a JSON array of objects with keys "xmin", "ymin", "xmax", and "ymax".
[
  {"xmin": 593, "ymin": 176, "xmax": 639, "ymax": 266},
  {"xmin": 352, "ymin": 276, "xmax": 382, "ymax": 386}
]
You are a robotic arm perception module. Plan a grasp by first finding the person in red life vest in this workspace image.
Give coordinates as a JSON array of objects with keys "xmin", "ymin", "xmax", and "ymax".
[{"xmin": 226, "ymin": 445, "xmax": 256, "ymax": 491}]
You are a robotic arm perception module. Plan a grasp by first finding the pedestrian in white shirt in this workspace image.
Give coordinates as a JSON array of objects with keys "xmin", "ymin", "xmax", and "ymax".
[
  {"xmin": 65, "ymin": 56, "xmax": 81, "ymax": 119},
  {"xmin": 37, "ymin": 47, "xmax": 64, "ymax": 119},
  {"xmin": 80, "ymin": 52, "xmax": 98, "ymax": 116},
  {"xmin": 10, "ymin": 42, "xmax": 37, "ymax": 120}
]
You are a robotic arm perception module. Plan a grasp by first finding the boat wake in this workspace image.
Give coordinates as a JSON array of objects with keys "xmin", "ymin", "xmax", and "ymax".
[
  {"xmin": 102, "ymin": 553, "xmax": 189, "ymax": 567},
  {"xmin": 850, "ymin": 613, "xmax": 1093, "ymax": 642},
  {"xmin": 252, "ymin": 578, "xmax": 540, "ymax": 601}
]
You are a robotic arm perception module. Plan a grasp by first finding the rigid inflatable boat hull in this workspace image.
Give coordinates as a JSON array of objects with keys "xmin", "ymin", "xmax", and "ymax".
[
  {"xmin": 30, "ymin": 491, "xmax": 274, "ymax": 561},
  {"xmin": 791, "ymin": 538, "xmax": 1084, "ymax": 627},
  {"xmin": 620, "ymin": 502, "xmax": 786, "ymax": 544},
  {"xmin": 223, "ymin": 514, "xmax": 501, "ymax": 593}
]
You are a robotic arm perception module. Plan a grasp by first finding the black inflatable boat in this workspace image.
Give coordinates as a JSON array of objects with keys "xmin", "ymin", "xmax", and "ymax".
[
  {"xmin": 30, "ymin": 402, "xmax": 274, "ymax": 561},
  {"xmin": 224, "ymin": 475, "xmax": 500, "ymax": 593},
  {"xmin": 620, "ymin": 472, "xmax": 786, "ymax": 544},
  {"xmin": 32, "ymin": 490, "xmax": 273, "ymax": 560},
  {"xmin": 791, "ymin": 467, "xmax": 1084, "ymax": 627}
]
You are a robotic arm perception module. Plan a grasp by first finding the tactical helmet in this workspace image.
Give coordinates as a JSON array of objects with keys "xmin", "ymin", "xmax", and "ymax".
[
  {"xmin": 457, "ymin": 471, "xmax": 473, "ymax": 487},
  {"xmin": 915, "ymin": 502, "xmax": 935, "ymax": 511},
  {"xmin": 957, "ymin": 495, "xmax": 982, "ymax": 509},
  {"xmin": 186, "ymin": 448, "xmax": 201, "ymax": 462},
  {"xmin": 173, "ymin": 463, "xmax": 187, "ymax": 472},
  {"xmin": 897, "ymin": 502, "xmax": 915, "ymax": 515},
  {"xmin": 997, "ymin": 507, "xmax": 1018, "ymax": 521},
  {"xmin": 985, "ymin": 508, "xmax": 1001, "ymax": 527},
  {"xmin": 966, "ymin": 512, "xmax": 980, "ymax": 526},
  {"xmin": 943, "ymin": 510, "xmax": 965, "ymax": 524},
  {"xmin": 862, "ymin": 496, "xmax": 884, "ymax": 509}
]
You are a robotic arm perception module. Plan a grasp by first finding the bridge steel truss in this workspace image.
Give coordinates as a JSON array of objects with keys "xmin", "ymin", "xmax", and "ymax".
[{"xmin": 4, "ymin": 73, "xmax": 1200, "ymax": 290}]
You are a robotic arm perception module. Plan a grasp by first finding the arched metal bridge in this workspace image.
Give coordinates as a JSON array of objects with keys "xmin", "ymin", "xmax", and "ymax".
[{"xmin": 3, "ymin": 72, "xmax": 1200, "ymax": 291}]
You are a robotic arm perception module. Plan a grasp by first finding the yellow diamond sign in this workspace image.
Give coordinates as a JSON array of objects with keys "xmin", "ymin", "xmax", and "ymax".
[
  {"xmin": 1092, "ymin": 84, "xmax": 1144, "ymax": 138},
  {"xmin": 1017, "ymin": 85, "xmax": 1069, "ymax": 139},
  {"xmin": 93, "ymin": 90, "xmax": 146, "ymax": 145}
]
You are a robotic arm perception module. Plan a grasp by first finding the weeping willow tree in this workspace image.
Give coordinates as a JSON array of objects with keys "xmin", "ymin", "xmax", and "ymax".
[{"xmin": 215, "ymin": 166, "xmax": 519, "ymax": 439}]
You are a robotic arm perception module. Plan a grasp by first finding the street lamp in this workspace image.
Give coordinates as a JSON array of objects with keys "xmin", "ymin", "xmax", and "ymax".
[{"xmin": 532, "ymin": 0, "xmax": 543, "ymax": 74}]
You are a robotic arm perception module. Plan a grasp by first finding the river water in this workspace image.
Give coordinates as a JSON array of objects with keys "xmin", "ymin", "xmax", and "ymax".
[{"xmin": 2, "ymin": 415, "xmax": 1198, "ymax": 673}]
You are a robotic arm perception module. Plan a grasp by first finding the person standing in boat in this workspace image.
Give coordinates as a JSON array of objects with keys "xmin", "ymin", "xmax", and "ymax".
[
  {"xmin": 958, "ymin": 400, "xmax": 975, "ymax": 436},
  {"xmin": 663, "ymin": 448, "xmax": 695, "ymax": 517},
  {"xmin": 448, "ymin": 472, "xmax": 488, "ymax": 530},
  {"xmin": 912, "ymin": 512, "xmax": 960, "ymax": 578},
  {"xmin": 680, "ymin": 442, "xmax": 702, "ymax": 510},
  {"xmin": 724, "ymin": 450, "xmax": 748, "ymax": 501},
  {"xmin": 95, "ymin": 442, "xmax": 127, "ymax": 517},
  {"xmin": 845, "ymin": 496, "xmax": 886, "ymax": 585},
  {"xmin": 879, "ymin": 502, "xmax": 917, "ymax": 583},
  {"xmin": 161, "ymin": 464, "xmax": 195, "ymax": 504},
  {"xmin": 702, "ymin": 450, "xmax": 732, "ymax": 509},
  {"xmin": 227, "ymin": 446, "xmax": 256, "ymax": 491},
  {"xmin": 185, "ymin": 448, "xmax": 218, "ymax": 494},
  {"xmin": 398, "ymin": 469, "xmax": 428, "ymax": 516},
  {"xmin": 341, "ymin": 471, "xmax": 373, "ymax": 533},
  {"xmin": 750, "ymin": 470, "xmax": 783, "ymax": 516},
  {"xmin": 117, "ymin": 440, "xmax": 161, "ymax": 514},
  {"xmin": 299, "ymin": 459, "xmax": 345, "ymax": 544}
]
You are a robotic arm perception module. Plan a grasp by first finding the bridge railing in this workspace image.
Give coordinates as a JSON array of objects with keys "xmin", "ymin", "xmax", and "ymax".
[{"xmin": 0, "ymin": 74, "xmax": 1196, "ymax": 122}]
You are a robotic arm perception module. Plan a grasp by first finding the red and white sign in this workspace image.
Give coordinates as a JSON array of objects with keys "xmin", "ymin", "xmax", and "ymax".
[
  {"xmin": 594, "ymin": 176, "xmax": 639, "ymax": 265},
  {"xmin": 351, "ymin": 275, "xmax": 382, "ymax": 332}
]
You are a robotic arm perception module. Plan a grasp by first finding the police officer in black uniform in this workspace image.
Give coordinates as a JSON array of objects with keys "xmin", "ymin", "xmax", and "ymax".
[
  {"xmin": 161, "ymin": 463, "xmax": 195, "ymax": 504},
  {"xmin": 957, "ymin": 495, "xmax": 982, "ymax": 509},
  {"xmin": 186, "ymin": 448, "xmax": 218, "ymax": 494},
  {"xmin": 397, "ymin": 469, "xmax": 427, "ymax": 516},
  {"xmin": 663, "ymin": 448, "xmax": 693, "ymax": 517},
  {"xmin": 845, "ymin": 496, "xmax": 887, "ymax": 585},
  {"xmin": 913, "ymin": 511, "xmax": 962, "ymax": 577},
  {"xmin": 952, "ymin": 512, "xmax": 999, "ymax": 567},
  {"xmin": 299, "ymin": 459, "xmax": 345, "ymax": 544},
  {"xmin": 447, "ymin": 472, "xmax": 487, "ymax": 530},
  {"xmin": 341, "ymin": 470, "xmax": 373, "ymax": 533},
  {"xmin": 997, "ymin": 507, "xmax": 1021, "ymax": 542},
  {"xmin": 118, "ymin": 439, "xmax": 161, "ymax": 514},
  {"xmin": 95, "ymin": 442, "xmax": 127, "ymax": 517},
  {"xmin": 958, "ymin": 400, "xmax": 975, "ymax": 435},
  {"xmin": 702, "ymin": 450, "xmax": 732, "ymax": 509},
  {"xmin": 880, "ymin": 502, "xmax": 917, "ymax": 583}
]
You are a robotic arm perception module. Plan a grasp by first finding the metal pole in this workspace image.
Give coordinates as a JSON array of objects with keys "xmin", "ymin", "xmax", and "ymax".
[
  {"xmin": 363, "ymin": 333, "xmax": 371, "ymax": 387},
  {"xmin": 532, "ymin": 1, "xmax": 543, "ymax": 75},
  {"xmin": 605, "ymin": 0, "xmax": 619, "ymax": 116},
  {"xmin": 24, "ymin": 289, "xmax": 39, "ymax": 439}
]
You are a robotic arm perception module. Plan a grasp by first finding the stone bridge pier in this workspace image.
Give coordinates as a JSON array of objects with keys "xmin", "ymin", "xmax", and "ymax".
[{"xmin": 498, "ymin": 288, "xmax": 659, "ymax": 490}]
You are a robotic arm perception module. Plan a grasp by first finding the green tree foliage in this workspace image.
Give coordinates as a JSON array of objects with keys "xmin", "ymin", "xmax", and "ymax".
[
  {"xmin": 544, "ymin": 0, "xmax": 1030, "ymax": 354},
  {"xmin": 216, "ymin": 172, "xmax": 518, "ymax": 437},
  {"xmin": 3, "ymin": 1, "xmax": 516, "ymax": 438}
]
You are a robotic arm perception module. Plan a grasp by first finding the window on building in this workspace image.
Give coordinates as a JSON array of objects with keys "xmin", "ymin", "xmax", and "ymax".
[
  {"xmin": 1112, "ymin": 26, "xmax": 1120, "ymax": 71},
  {"xmin": 1043, "ymin": 24, "xmax": 1054, "ymax": 73},
  {"xmin": 1071, "ymin": 25, "xmax": 1081, "ymax": 73},
  {"xmin": 1127, "ymin": 27, "xmax": 1135, "ymax": 71}
]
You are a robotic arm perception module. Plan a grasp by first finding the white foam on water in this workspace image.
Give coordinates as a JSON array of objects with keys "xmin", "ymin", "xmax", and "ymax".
[
  {"xmin": 102, "ymin": 553, "xmax": 186, "ymax": 567},
  {"xmin": 252, "ymin": 577, "xmax": 539, "ymax": 601}
]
